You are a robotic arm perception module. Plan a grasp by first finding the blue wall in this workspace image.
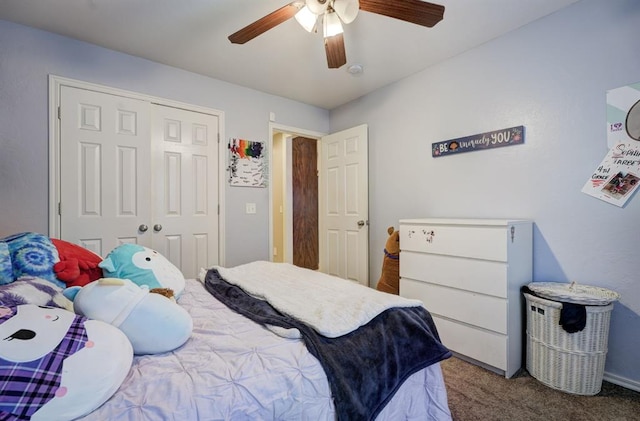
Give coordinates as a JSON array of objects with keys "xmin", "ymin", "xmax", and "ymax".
[
  {"xmin": 330, "ymin": 0, "xmax": 640, "ymax": 389},
  {"xmin": 0, "ymin": 19, "xmax": 329, "ymax": 267},
  {"xmin": 1, "ymin": 0, "xmax": 638, "ymax": 390}
]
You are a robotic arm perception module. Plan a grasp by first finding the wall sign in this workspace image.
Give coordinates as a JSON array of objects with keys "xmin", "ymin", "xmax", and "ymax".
[
  {"xmin": 582, "ymin": 142, "xmax": 640, "ymax": 207},
  {"xmin": 432, "ymin": 126, "xmax": 525, "ymax": 158},
  {"xmin": 228, "ymin": 138, "xmax": 267, "ymax": 187}
]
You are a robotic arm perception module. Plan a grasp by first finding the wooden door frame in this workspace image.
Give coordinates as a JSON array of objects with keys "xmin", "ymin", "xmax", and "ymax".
[
  {"xmin": 48, "ymin": 75, "xmax": 227, "ymax": 265},
  {"xmin": 268, "ymin": 122, "xmax": 325, "ymax": 266}
]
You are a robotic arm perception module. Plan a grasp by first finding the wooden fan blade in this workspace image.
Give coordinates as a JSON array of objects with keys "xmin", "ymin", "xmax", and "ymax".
[
  {"xmin": 325, "ymin": 33, "xmax": 347, "ymax": 69},
  {"xmin": 359, "ymin": 0, "xmax": 444, "ymax": 27},
  {"xmin": 229, "ymin": 3, "xmax": 300, "ymax": 44}
]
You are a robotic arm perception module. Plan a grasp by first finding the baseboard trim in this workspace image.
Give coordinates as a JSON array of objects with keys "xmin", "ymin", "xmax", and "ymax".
[
  {"xmin": 449, "ymin": 354, "xmax": 640, "ymax": 393},
  {"xmin": 604, "ymin": 371, "xmax": 640, "ymax": 393}
]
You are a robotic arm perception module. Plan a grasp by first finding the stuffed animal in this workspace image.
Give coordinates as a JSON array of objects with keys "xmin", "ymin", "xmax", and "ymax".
[
  {"xmin": 64, "ymin": 278, "xmax": 192, "ymax": 355},
  {"xmin": 149, "ymin": 287, "xmax": 175, "ymax": 300},
  {"xmin": 0, "ymin": 304, "xmax": 132, "ymax": 421},
  {"xmin": 99, "ymin": 244, "xmax": 186, "ymax": 297},
  {"xmin": 51, "ymin": 238, "xmax": 104, "ymax": 288},
  {"xmin": 375, "ymin": 226, "xmax": 400, "ymax": 295}
]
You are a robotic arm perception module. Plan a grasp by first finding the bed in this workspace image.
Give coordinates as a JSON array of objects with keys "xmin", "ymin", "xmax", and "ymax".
[{"xmin": 2, "ymin": 259, "xmax": 452, "ymax": 421}]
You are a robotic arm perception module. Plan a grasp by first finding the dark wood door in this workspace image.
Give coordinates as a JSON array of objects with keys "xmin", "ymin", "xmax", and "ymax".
[{"xmin": 292, "ymin": 136, "xmax": 319, "ymax": 270}]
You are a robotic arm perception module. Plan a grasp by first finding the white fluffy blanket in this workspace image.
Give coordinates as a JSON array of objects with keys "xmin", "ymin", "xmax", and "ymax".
[{"xmin": 200, "ymin": 261, "xmax": 422, "ymax": 338}]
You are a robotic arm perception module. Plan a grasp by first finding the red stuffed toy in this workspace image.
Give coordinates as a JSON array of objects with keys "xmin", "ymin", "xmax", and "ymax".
[{"xmin": 52, "ymin": 239, "xmax": 104, "ymax": 287}]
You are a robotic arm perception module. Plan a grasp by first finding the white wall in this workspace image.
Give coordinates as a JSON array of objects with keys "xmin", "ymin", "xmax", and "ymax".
[
  {"xmin": 0, "ymin": 19, "xmax": 329, "ymax": 267},
  {"xmin": 330, "ymin": 0, "xmax": 640, "ymax": 388}
]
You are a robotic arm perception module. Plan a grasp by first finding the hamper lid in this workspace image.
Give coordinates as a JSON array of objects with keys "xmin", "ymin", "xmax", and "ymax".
[{"xmin": 526, "ymin": 281, "xmax": 620, "ymax": 305}]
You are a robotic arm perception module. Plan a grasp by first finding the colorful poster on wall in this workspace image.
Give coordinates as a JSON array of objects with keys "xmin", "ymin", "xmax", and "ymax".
[
  {"xmin": 606, "ymin": 82, "xmax": 640, "ymax": 148},
  {"xmin": 432, "ymin": 126, "xmax": 525, "ymax": 158},
  {"xmin": 228, "ymin": 138, "xmax": 267, "ymax": 187},
  {"xmin": 581, "ymin": 142, "xmax": 640, "ymax": 207}
]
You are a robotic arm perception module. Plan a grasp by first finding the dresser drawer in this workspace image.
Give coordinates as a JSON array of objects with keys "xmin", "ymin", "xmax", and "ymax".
[
  {"xmin": 400, "ymin": 278, "xmax": 507, "ymax": 334},
  {"xmin": 400, "ymin": 223, "xmax": 510, "ymax": 261},
  {"xmin": 400, "ymin": 251, "xmax": 508, "ymax": 298},
  {"xmin": 432, "ymin": 315, "xmax": 507, "ymax": 371}
]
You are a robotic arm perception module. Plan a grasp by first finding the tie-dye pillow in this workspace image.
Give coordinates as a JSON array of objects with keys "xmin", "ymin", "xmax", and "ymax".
[
  {"xmin": 0, "ymin": 242, "xmax": 11, "ymax": 285},
  {"xmin": 0, "ymin": 232, "xmax": 62, "ymax": 287}
]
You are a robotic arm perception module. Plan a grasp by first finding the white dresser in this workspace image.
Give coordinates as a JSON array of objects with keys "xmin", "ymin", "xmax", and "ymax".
[{"xmin": 399, "ymin": 218, "xmax": 532, "ymax": 378}]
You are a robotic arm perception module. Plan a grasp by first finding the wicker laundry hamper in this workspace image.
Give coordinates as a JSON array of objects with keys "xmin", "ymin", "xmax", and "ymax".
[{"xmin": 524, "ymin": 282, "xmax": 619, "ymax": 396}]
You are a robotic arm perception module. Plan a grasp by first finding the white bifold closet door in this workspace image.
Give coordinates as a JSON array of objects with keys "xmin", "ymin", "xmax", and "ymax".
[{"xmin": 59, "ymin": 86, "xmax": 219, "ymax": 279}]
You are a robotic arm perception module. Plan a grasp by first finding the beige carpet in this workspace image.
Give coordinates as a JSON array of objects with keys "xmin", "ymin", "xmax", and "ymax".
[{"xmin": 440, "ymin": 357, "xmax": 640, "ymax": 421}]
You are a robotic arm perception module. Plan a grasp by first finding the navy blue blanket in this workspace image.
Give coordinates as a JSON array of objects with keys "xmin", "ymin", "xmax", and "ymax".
[{"xmin": 204, "ymin": 268, "xmax": 451, "ymax": 421}]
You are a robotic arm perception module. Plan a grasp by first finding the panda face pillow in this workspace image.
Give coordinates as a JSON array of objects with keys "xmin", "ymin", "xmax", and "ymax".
[{"xmin": 0, "ymin": 304, "xmax": 133, "ymax": 421}]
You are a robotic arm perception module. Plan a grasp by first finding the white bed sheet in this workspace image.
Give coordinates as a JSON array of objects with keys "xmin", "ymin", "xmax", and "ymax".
[{"xmin": 79, "ymin": 279, "xmax": 451, "ymax": 421}]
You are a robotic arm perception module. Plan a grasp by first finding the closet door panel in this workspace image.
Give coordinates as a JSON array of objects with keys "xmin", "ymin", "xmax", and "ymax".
[
  {"xmin": 151, "ymin": 105, "xmax": 220, "ymax": 279},
  {"xmin": 60, "ymin": 86, "xmax": 151, "ymax": 256}
]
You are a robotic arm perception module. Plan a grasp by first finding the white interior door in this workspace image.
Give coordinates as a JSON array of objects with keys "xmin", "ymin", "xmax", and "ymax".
[
  {"xmin": 59, "ymin": 85, "xmax": 220, "ymax": 278},
  {"xmin": 319, "ymin": 124, "xmax": 369, "ymax": 286},
  {"xmin": 60, "ymin": 86, "xmax": 152, "ymax": 256},
  {"xmin": 151, "ymin": 104, "xmax": 220, "ymax": 279}
]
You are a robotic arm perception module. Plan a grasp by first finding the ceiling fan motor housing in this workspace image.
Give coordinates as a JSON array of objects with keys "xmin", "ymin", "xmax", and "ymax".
[{"xmin": 306, "ymin": 0, "xmax": 329, "ymax": 14}]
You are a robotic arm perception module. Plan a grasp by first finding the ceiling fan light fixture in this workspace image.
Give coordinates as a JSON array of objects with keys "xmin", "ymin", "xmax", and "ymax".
[
  {"xmin": 305, "ymin": 0, "xmax": 329, "ymax": 15},
  {"xmin": 294, "ymin": 6, "xmax": 318, "ymax": 32},
  {"xmin": 323, "ymin": 10, "xmax": 343, "ymax": 38},
  {"xmin": 333, "ymin": 0, "xmax": 359, "ymax": 24}
]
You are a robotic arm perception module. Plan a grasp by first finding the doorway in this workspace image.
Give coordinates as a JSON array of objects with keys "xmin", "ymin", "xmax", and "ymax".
[
  {"xmin": 269, "ymin": 123, "xmax": 369, "ymax": 286},
  {"xmin": 270, "ymin": 125, "xmax": 323, "ymax": 268}
]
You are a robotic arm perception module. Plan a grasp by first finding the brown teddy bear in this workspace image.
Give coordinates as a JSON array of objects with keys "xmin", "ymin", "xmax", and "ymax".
[
  {"xmin": 376, "ymin": 226, "xmax": 400, "ymax": 295},
  {"xmin": 150, "ymin": 287, "xmax": 175, "ymax": 301}
]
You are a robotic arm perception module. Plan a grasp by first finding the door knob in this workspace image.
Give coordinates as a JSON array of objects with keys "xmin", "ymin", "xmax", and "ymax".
[
  {"xmin": 357, "ymin": 220, "xmax": 367, "ymax": 228},
  {"xmin": 153, "ymin": 224, "xmax": 163, "ymax": 232},
  {"xmin": 138, "ymin": 224, "xmax": 148, "ymax": 232}
]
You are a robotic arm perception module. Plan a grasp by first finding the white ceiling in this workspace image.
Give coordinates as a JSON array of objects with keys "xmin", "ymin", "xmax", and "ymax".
[{"xmin": 0, "ymin": 0, "xmax": 580, "ymax": 109}]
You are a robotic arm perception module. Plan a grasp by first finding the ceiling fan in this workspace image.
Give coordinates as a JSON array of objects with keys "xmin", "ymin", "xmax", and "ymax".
[{"xmin": 228, "ymin": 0, "xmax": 445, "ymax": 69}]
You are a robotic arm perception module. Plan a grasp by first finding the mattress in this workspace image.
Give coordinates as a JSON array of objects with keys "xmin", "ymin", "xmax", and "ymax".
[{"xmin": 79, "ymin": 278, "xmax": 452, "ymax": 420}]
